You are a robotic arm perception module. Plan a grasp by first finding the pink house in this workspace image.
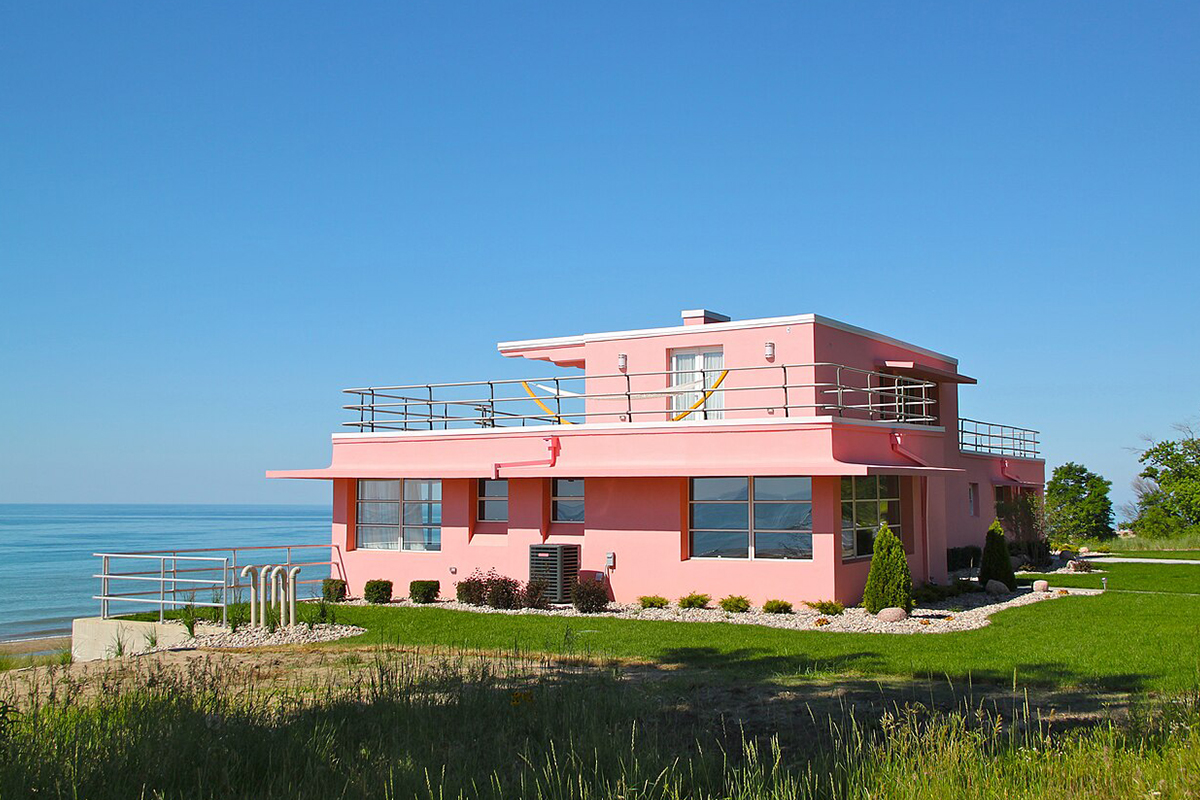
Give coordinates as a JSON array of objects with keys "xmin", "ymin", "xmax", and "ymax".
[{"xmin": 269, "ymin": 310, "xmax": 1043, "ymax": 605}]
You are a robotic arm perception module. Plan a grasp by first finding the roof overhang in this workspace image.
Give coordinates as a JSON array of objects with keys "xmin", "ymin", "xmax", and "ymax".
[{"xmin": 877, "ymin": 360, "xmax": 976, "ymax": 385}]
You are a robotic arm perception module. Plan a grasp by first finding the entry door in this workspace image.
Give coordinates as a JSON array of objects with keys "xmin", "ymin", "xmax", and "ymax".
[{"xmin": 670, "ymin": 348, "xmax": 724, "ymax": 419}]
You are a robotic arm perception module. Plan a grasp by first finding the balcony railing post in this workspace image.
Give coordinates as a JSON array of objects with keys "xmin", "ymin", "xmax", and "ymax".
[
  {"xmin": 836, "ymin": 366, "xmax": 844, "ymax": 416},
  {"xmin": 624, "ymin": 373, "xmax": 632, "ymax": 421},
  {"xmin": 781, "ymin": 365, "xmax": 789, "ymax": 417},
  {"xmin": 222, "ymin": 559, "xmax": 229, "ymax": 628},
  {"xmin": 159, "ymin": 558, "xmax": 166, "ymax": 622},
  {"xmin": 101, "ymin": 555, "xmax": 109, "ymax": 619}
]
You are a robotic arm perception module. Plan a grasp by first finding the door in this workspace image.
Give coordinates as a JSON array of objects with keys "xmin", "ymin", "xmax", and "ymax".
[{"xmin": 670, "ymin": 348, "xmax": 724, "ymax": 420}]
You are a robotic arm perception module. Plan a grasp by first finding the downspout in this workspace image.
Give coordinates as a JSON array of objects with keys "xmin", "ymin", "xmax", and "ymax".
[
  {"xmin": 1000, "ymin": 459, "xmax": 1027, "ymax": 486},
  {"xmin": 493, "ymin": 436, "xmax": 560, "ymax": 479}
]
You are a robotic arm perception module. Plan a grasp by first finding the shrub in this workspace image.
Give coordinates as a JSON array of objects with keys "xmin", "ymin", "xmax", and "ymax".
[
  {"xmin": 762, "ymin": 599, "xmax": 793, "ymax": 614},
  {"xmin": 978, "ymin": 520, "xmax": 1017, "ymax": 591},
  {"xmin": 718, "ymin": 595, "xmax": 751, "ymax": 613},
  {"xmin": 1067, "ymin": 558, "xmax": 1095, "ymax": 573},
  {"xmin": 322, "ymin": 578, "xmax": 347, "ymax": 602},
  {"xmin": 804, "ymin": 600, "xmax": 845, "ymax": 616},
  {"xmin": 861, "ymin": 523, "xmax": 913, "ymax": 614},
  {"xmin": 946, "ymin": 546, "xmax": 982, "ymax": 572},
  {"xmin": 521, "ymin": 580, "xmax": 551, "ymax": 610},
  {"xmin": 572, "ymin": 578, "xmax": 609, "ymax": 613},
  {"xmin": 677, "ymin": 592, "xmax": 711, "ymax": 610},
  {"xmin": 455, "ymin": 570, "xmax": 487, "ymax": 605},
  {"xmin": 409, "ymin": 580, "xmax": 440, "ymax": 604},
  {"xmin": 483, "ymin": 571, "xmax": 522, "ymax": 609},
  {"xmin": 363, "ymin": 580, "xmax": 393, "ymax": 604},
  {"xmin": 912, "ymin": 579, "xmax": 979, "ymax": 604},
  {"xmin": 639, "ymin": 595, "xmax": 669, "ymax": 609}
]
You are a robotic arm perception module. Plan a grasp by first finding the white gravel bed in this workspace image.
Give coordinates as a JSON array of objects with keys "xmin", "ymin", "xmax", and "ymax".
[
  {"xmin": 152, "ymin": 623, "xmax": 365, "ymax": 651},
  {"xmin": 337, "ymin": 586, "xmax": 1100, "ymax": 635}
]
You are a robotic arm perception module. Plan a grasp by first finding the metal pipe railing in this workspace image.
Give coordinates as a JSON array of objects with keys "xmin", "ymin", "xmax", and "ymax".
[
  {"xmin": 342, "ymin": 362, "xmax": 942, "ymax": 432},
  {"xmin": 958, "ymin": 417, "xmax": 1041, "ymax": 458}
]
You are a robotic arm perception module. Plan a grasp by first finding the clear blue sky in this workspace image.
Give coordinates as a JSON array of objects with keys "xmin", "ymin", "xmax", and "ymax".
[{"xmin": 2, "ymin": 2, "xmax": 1197, "ymax": 511}]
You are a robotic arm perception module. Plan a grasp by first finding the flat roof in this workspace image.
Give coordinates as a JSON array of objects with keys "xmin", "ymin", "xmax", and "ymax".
[{"xmin": 497, "ymin": 313, "xmax": 958, "ymax": 365}]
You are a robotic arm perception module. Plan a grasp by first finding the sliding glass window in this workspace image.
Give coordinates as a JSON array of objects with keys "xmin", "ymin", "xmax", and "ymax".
[{"xmin": 689, "ymin": 477, "xmax": 812, "ymax": 559}]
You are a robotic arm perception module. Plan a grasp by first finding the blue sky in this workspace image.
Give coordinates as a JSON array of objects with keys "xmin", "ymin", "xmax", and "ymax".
[{"xmin": 1, "ymin": 2, "xmax": 1197, "ymax": 509}]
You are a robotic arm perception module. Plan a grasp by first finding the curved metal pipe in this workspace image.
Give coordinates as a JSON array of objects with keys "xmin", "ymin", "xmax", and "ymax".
[
  {"xmin": 287, "ymin": 567, "xmax": 302, "ymax": 628},
  {"xmin": 240, "ymin": 565, "xmax": 259, "ymax": 628},
  {"xmin": 258, "ymin": 566, "xmax": 271, "ymax": 629},
  {"xmin": 269, "ymin": 565, "xmax": 286, "ymax": 626}
]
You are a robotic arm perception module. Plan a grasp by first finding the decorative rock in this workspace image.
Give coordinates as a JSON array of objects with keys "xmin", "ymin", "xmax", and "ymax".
[
  {"xmin": 877, "ymin": 606, "xmax": 908, "ymax": 622},
  {"xmin": 985, "ymin": 579, "xmax": 1011, "ymax": 595},
  {"xmin": 1033, "ymin": 580, "xmax": 1050, "ymax": 593}
]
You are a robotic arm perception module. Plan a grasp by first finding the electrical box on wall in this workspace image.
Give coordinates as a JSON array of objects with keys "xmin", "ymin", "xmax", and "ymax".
[{"xmin": 605, "ymin": 552, "xmax": 616, "ymax": 569}]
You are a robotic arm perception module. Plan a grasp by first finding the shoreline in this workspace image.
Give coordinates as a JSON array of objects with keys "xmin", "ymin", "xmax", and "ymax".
[{"xmin": 0, "ymin": 635, "xmax": 71, "ymax": 655}]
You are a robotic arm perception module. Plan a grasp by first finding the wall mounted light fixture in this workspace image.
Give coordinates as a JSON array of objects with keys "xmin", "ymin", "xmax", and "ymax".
[
  {"xmin": 617, "ymin": 353, "xmax": 628, "ymax": 371},
  {"xmin": 764, "ymin": 341, "xmax": 776, "ymax": 361}
]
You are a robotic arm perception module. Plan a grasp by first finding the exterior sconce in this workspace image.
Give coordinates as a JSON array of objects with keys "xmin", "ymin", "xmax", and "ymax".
[
  {"xmin": 617, "ymin": 353, "xmax": 628, "ymax": 372},
  {"xmin": 764, "ymin": 341, "xmax": 776, "ymax": 361}
]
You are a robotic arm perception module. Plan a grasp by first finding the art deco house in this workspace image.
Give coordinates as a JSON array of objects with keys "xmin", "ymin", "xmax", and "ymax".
[{"xmin": 269, "ymin": 309, "xmax": 1043, "ymax": 604}]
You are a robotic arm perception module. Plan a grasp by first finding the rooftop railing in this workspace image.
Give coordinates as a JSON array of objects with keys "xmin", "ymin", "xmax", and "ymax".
[
  {"xmin": 343, "ymin": 363, "xmax": 939, "ymax": 432},
  {"xmin": 958, "ymin": 417, "xmax": 1041, "ymax": 459}
]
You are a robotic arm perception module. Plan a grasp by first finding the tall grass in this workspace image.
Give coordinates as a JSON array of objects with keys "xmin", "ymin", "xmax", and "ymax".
[
  {"xmin": 1099, "ymin": 532, "xmax": 1200, "ymax": 553},
  {"xmin": 1, "ymin": 650, "xmax": 1197, "ymax": 799}
]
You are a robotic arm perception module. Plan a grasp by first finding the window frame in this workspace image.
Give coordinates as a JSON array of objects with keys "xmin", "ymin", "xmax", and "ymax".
[
  {"xmin": 840, "ymin": 475, "xmax": 903, "ymax": 560},
  {"xmin": 688, "ymin": 476, "xmax": 814, "ymax": 561},
  {"xmin": 551, "ymin": 478, "xmax": 585, "ymax": 523},
  {"xmin": 477, "ymin": 478, "xmax": 508, "ymax": 523},
  {"xmin": 968, "ymin": 482, "xmax": 980, "ymax": 517},
  {"xmin": 355, "ymin": 478, "xmax": 442, "ymax": 552}
]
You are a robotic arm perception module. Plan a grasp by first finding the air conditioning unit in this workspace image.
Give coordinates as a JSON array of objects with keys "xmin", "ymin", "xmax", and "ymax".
[{"xmin": 528, "ymin": 544, "xmax": 581, "ymax": 604}]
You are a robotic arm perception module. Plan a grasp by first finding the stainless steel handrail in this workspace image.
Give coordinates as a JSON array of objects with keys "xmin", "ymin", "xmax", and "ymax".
[
  {"xmin": 958, "ymin": 417, "xmax": 1041, "ymax": 458},
  {"xmin": 93, "ymin": 545, "xmax": 345, "ymax": 625},
  {"xmin": 342, "ymin": 362, "xmax": 941, "ymax": 431}
]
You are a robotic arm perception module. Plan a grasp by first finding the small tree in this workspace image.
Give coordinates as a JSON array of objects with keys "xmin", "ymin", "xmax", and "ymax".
[
  {"xmin": 861, "ymin": 523, "xmax": 912, "ymax": 614},
  {"xmin": 978, "ymin": 520, "xmax": 1016, "ymax": 590},
  {"xmin": 1045, "ymin": 462, "xmax": 1114, "ymax": 542}
]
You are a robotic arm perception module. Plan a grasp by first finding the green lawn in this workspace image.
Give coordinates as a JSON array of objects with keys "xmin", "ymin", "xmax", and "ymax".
[
  {"xmin": 1020, "ymin": 561, "xmax": 1200, "ymax": 594},
  {"xmin": 1103, "ymin": 550, "xmax": 1200, "ymax": 560},
  {"xmin": 331, "ymin": 564, "xmax": 1200, "ymax": 692}
]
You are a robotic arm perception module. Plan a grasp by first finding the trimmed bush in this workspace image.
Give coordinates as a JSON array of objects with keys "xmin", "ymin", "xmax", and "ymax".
[
  {"xmin": 804, "ymin": 600, "xmax": 845, "ymax": 616},
  {"xmin": 322, "ymin": 578, "xmax": 347, "ymax": 602},
  {"xmin": 978, "ymin": 520, "xmax": 1017, "ymax": 591},
  {"xmin": 521, "ymin": 580, "xmax": 551, "ymax": 610},
  {"xmin": 861, "ymin": 523, "xmax": 913, "ymax": 614},
  {"xmin": 483, "ymin": 570, "xmax": 521, "ymax": 610},
  {"xmin": 363, "ymin": 580, "xmax": 393, "ymax": 605},
  {"xmin": 677, "ymin": 592, "xmax": 711, "ymax": 610},
  {"xmin": 638, "ymin": 595, "xmax": 669, "ymax": 609},
  {"xmin": 455, "ymin": 570, "xmax": 487, "ymax": 605},
  {"xmin": 409, "ymin": 580, "xmax": 439, "ymax": 604},
  {"xmin": 946, "ymin": 546, "xmax": 982, "ymax": 572},
  {"xmin": 912, "ymin": 579, "xmax": 979, "ymax": 604},
  {"xmin": 762, "ymin": 599, "xmax": 792, "ymax": 614},
  {"xmin": 718, "ymin": 595, "xmax": 751, "ymax": 613},
  {"xmin": 572, "ymin": 578, "xmax": 609, "ymax": 613}
]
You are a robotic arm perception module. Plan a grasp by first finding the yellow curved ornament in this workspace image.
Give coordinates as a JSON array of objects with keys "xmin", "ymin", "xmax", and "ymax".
[
  {"xmin": 521, "ymin": 381, "xmax": 575, "ymax": 424},
  {"xmin": 671, "ymin": 369, "xmax": 729, "ymax": 421}
]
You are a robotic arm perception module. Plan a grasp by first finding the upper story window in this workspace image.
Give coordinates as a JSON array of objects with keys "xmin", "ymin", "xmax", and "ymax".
[
  {"xmin": 689, "ymin": 477, "xmax": 813, "ymax": 559},
  {"xmin": 968, "ymin": 482, "xmax": 980, "ymax": 517},
  {"xmin": 841, "ymin": 476, "xmax": 901, "ymax": 559},
  {"xmin": 478, "ymin": 478, "xmax": 508, "ymax": 522},
  {"xmin": 356, "ymin": 479, "xmax": 442, "ymax": 551},
  {"xmin": 551, "ymin": 478, "xmax": 584, "ymax": 523},
  {"xmin": 670, "ymin": 348, "xmax": 724, "ymax": 420}
]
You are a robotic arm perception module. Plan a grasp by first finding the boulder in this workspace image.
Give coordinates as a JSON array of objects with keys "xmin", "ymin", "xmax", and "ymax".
[
  {"xmin": 985, "ymin": 579, "xmax": 1011, "ymax": 595},
  {"xmin": 877, "ymin": 606, "xmax": 908, "ymax": 622},
  {"xmin": 1033, "ymin": 580, "xmax": 1050, "ymax": 593},
  {"xmin": 1010, "ymin": 555, "xmax": 1027, "ymax": 571}
]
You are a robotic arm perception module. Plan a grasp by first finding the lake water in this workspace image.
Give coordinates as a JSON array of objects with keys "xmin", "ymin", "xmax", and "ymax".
[{"xmin": 0, "ymin": 504, "xmax": 330, "ymax": 642}]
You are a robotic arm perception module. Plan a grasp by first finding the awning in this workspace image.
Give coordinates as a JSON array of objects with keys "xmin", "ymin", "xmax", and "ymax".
[{"xmin": 877, "ymin": 360, "xmax": 977, "ymax": 385}]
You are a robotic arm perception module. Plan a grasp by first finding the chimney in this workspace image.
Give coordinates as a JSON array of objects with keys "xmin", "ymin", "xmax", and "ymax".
[{"xmin": 680, "ymin": 309, "xmax": 731, "ymax": 326}]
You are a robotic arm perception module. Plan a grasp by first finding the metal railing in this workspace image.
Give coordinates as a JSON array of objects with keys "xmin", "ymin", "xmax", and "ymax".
[
  {"xmin": 343, "ymin": 362, "xmax": 939, "ymax": 432},
  {"xmin": 94, "ymin": 544, "xmax": 344, "ymax": 623},
  {"xmin": 958, "ymin": 417, "xmax": 1040, "ymax": 458}
]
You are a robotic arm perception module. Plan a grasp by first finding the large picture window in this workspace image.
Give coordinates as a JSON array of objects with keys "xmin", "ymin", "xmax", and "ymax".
[
  {"xmin": 689, "ymin": 477, "xmax": 812, "ymax": 559},
  {"xmin": 356, "ymin": 479, "xmax": 442, "ymax": 551},
  {"xmin": 840, "ymin": 476, "xmax": 901, "ymax": 559},
  {"xmin": 478, "ymin": 478, "xmax": 508, "ymax": 522},
  {"xmin": 551, "ymin": 478, "xmax": 584, "ymax": 523}
]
